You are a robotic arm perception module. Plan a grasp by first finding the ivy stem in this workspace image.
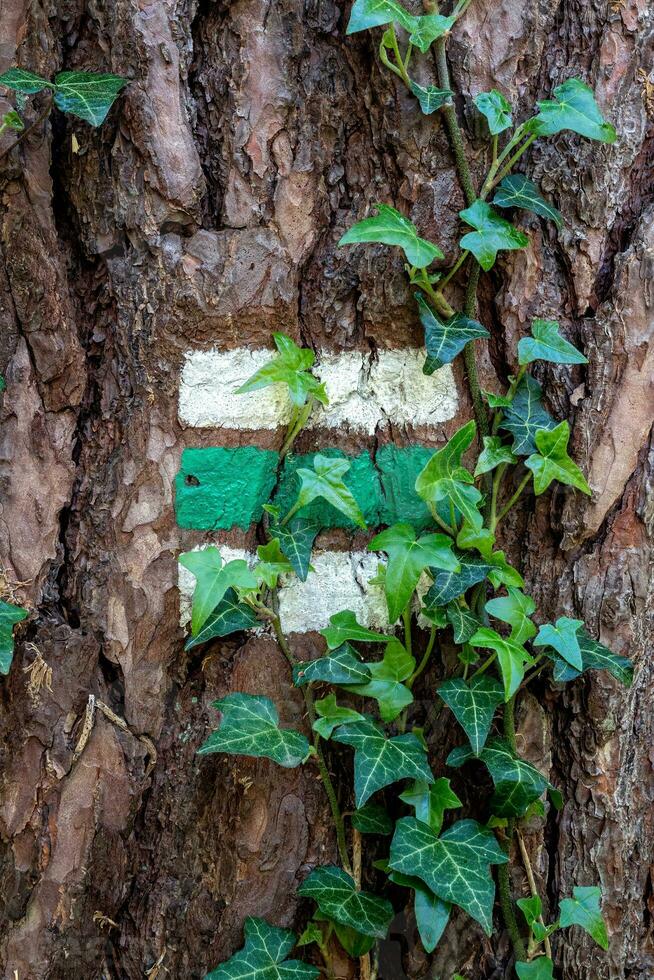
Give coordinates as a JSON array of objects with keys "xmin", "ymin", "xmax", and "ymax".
[
  {"xmin": 462, "ymin": 265, "xmax": 490, "ymax": 438},
  {"xmin": 496, "ymin": 695, "xmax": 528, "ymax": 962},
  {"xmin": 495, "ymin": 471, "xmax": 531, "ymax": 526},
  {"xmin": 439, "ymin": 249, "xmax": 469, "ymax": 291},
  {"xmin": 434, "ymin": 38, "xmax": 476, "ymax": 208},
  {"xmin": 280, "ymin": 398, "xmax": 313, "ymax": 459},
  {"xmin": 470, "ymin": 652, "xmax": 496, "ymax": 679},
  {"xmin": 408, "ymin": 627, "xmax": 437, "ymax": 689},
  {"xmin": 402, "ymin": 606, "xmax": 413, "ymax": 658},
  {"xmin": 270, "ymin": 609, "xmax": 353, "ymax": 875},
  {"xmin": 0, "ymin": 93, "xmax": 53, "ymax": 160},
  {"xmin": 388, "ymin": 25, "xmax": 411, "ymax": 87},
  {"xmin": 517, "ymin": 828, "xmax": 553, "ymax": 960},
  {"xmin": 494, "ymin": 133, "xmax": 537, "ymax": 187}
]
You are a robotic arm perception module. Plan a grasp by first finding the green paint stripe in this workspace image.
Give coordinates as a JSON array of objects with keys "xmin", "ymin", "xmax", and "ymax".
[{"xmin": 175, "ymin": 445, "xmax": 434, "ymax": 532}]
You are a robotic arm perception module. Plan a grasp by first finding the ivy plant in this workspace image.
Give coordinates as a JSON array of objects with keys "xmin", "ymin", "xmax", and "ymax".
[{"xmin": 186, "ymin": 2, "xmax": 628, "ymax": 977}]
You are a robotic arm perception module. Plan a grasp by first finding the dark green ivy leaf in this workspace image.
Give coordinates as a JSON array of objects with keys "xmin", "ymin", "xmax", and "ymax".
[
  {"xmin": 437, "ymin": 675, "xmax": 504, "ymax": 755},
  {"xmin": 0, "ymin": 67, "xmax": 52, "ymax": 94},
  {"xmin": 198, "ymin": 693, "xmax": 309, "ymax": 768},
  {"xmin": 526, "ymin": 78, "xmax": 617, "ymax": 143},
  {"xmin": 53, "ymin": 71, "xmax": 127, "ymax": 126},
  {"xmin": 498, "ymin": 374, "xmax": 556, "ymax": 455},
  {"xmin": 205, "ymin": 917, "xmax": 319, "ymax": 980},
  {"xmin": 339, "ymin": 204, "xmax": 444, "ymax": 268},
  {"xmin": 546, "ymin": 627, "xmax": 633, "ymax": 687},
  {"xmin": 446, "ymin": 603, "xmax": 481, "ymax": 643},
  {"xmin": 459, "ymin": 200, "xmax": 529, "ymax": 271},
  {"xmin": 185, "ymin": 589, "xmax": 259, "ymax": 650},
  {"xmin": 474, "ymin": 89, "xmax": 513, "ymax": 135},
  {"xmin": 179, "ymin": 546, "xmax": 257, "ymax": 634},
  {"xmin": 493, "ymin": 175, "xmax": 563, "ymax": 230},
  {"xmin": 272, "ymin": 519, "xmax": 320, "ymax": 582},
  {"xmin": 351, "ymin": 802, "xmax": 394, "ymax": 835},
  {"xmin": 425, "ymin": 553, "xmax": 493, "ymax": 607},
  {"xmin": 517, "ymin": 318, "xmax": 587, "ymax": 365},
  {"xmin": 409, "ymin": 81, "xmax": 453, "ymax": 115},
  {"xmin": 293, "ymin": 643, "xmax": 371, "ymax": 687},
  {"xmin": 298, "ymin": 866, "xmax": 394, "ymax": 939},
  {"xmin": 416, "ymin": 294, "xmax": 489, "ymax": 375},
  {"xmin": 0, "ymin": 600, "xmax": 29, "ymax": 675},
  {"xmin": 346, "ymin": 0, "xmax": 415, "ymax": 34},
  {"xmin": 559, "ymin": 886, "xmax": 609, "ymax": 950}
]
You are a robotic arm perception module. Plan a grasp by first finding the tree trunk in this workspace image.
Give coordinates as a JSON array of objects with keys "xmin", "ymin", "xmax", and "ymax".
[{"xmin": 0, "ymin": 1, "xmax": 651, "ymax": 978}]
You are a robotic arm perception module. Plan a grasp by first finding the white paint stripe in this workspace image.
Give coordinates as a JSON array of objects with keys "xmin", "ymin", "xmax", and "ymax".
[
  {"xmin": 178, "ymin": 547, "xmax": 390, "ymax": 634},
  {"xmin": 178, "ymin": 347, "xmax": 458, "ymax": 434}
]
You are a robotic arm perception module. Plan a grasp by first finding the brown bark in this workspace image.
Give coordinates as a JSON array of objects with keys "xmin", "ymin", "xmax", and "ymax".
[{"xmin": 0, "ymin": 1, "xmax": 652, "ymax": 978}]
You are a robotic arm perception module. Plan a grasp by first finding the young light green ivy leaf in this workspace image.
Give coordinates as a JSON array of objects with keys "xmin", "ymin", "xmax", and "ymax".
[
  {"xmin": 185, "ymin": 589, "xmax": 259, "ymax": 651},
  {"xmin": 518, "ymin": 319, "xmax": 587, "ymax": 365},
  {"xmin": 526, "ymin": 77, "xmax": 617, "ymax": 143},
  {"xmin": 515, "ymin": 959, "xmax": 555, "ymax": 980},
  {"xmin": 255, "ymin": 539, "xmax": 293, "ymax": 589},
  {"xmin": 408, "ymin": 13, "xmax": 455, "ymax": 52},
  {"xmin": 320, "ymin": 610, "xmax": 395, "ymax": 650},
  {"xmin": 474, "ymin": 436, "xmax": 517, "ymax": 477},
  {"xmin": 312, "ymin": 694, "xmax": 365, "ymax": 740},
  {"xmin": 296, "ymin": 920, "xmax": 325, "ymax": 950},
  {"xmin": 343, "ymin": 639, "xmax": 415, "ymax": 722},
  {"xmin": 487, "ymin": 551, "xmax": 525, "ymax": 590},
  {"xmin": 485, "ymin": 587, "xmax": 537, "ymax": 645},
  {"xmin": 389, "ymin": 817, "xmax": 508, "ymax": 935},
  {"xmin": 546, "ymin": 627, "xmax": 633, "ymax": 687},
  {"xmin": 456, "ymin": 523, "xmax": 496, "ymax": 560},
  {"xmin": 525, "ymin": 421, "xmax": 591, "ymax": 496},
  {"xmin": 415, "ymin": 420, "xmax": 484, "ymax": 531},
  {"xmin": 516, "ymin": 894, "xmax": 542, "ymax": 929},
  {"xmin": 0, "ymin": 600, "xmax": 29, "ymax": 675},
  {"xmin": 179, "ymin": 546, "xmax": 258, "ymax": 635},
  {"xmin": 298, "ymin": 866, "xmax": 394, "ymax": 939},
  {"xmin": 459, "ymin": 200, "xmax": 529, "ymax": 271},
  {"xmin": 499, "ymin": 374, "xmax": 557, "ymax": 455},
  {"xmin": 1, "ymin": 110, "xmax": 23, "ymax": 131},
  {"xmin": 474, "ymin": 90, "xmax": 513, "ymax": 135},
  {"xmin": 198, "ymin": 693, "xmax": 310, "ymax": 768},
  {"xmin": 409, "ymin": 82, "xmax": 453, "ymax": 115},
  {"xmin": 346, "ymin": 0, "xmax": 415, "ymax": 34},
  {"xmin": 483, "ymin": 389, "xmax": 514, "ymax": 409},
  {"xmin": 469, "ymin": 626, "xmax": 533, "ymax": 701},
  {"xmin": 437, "ymin": 675, "xmax": 505, "ymax": 755},
  {"xmin": 205, "ymin": 917, "xmax": 319, "ymax": 980},
  {"xmin": 0, "ymin": 67, "xmax": 53, "ymax": 94},
  {"xmin": 339, "ymin": 204, "xmax": 444, "ymax": 269},
  {"xmin": 399, "ymin": 777, "xmax": 462, "ymax": 835},
  {"xmin": 493, "ymin": 175, "xmax": 563, "ymax": 230},
  {"xmin": 416, "ymin": 294, "xmax": 490, "ymax": 375},
  {"xmin": 271, "ymin": 519, "xmax": 319, "ymax": 582},
  {"xmin": 370, "ymin": 522, "xmax": 459, "ymax": 623},
  {"xmin": 331, "ymin": 717, "xmax": 433, "ymax": 807},
  {"xmin": 445, "ymin": 602, "xmax": 481, "ymax": 644},
  {"xmin": 295, "ymin": 454, "xmax": 366, "ymax": 528},
  {"xmin": 236, "ymin": 333, "xmax": 327, "ymax": 408},
  {"xmin": 351, "ymin": 802, "xmax": 394, "ymax": 835},
  {"xmin": 53, "ymin": 71, "xmax": 128, "ymax": 127},
  {"xmin": 559, "ymin": 886, "xmax": 609, "ymax": 950},
  {"xmin": 534, "ymin": 616, "xmax": 584, "ymax": 670},
  {"xmin": 293, "ymin": 643, "xmax": 372, "ymax": 687}
]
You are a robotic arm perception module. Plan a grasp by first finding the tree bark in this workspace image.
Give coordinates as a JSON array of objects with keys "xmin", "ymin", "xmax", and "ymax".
[{"xmin": 0, "ymin": 1, "xmax": 652, "ymax": 978}]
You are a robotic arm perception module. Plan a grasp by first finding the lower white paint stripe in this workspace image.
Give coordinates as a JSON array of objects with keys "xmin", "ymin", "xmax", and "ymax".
[
  {"xmin": 178, "ymin": 347, "xmax": 458, "ymax": 434},
  {"xmin": 178, "ymin": 547, "xmax": 390, "ymax": 635}
]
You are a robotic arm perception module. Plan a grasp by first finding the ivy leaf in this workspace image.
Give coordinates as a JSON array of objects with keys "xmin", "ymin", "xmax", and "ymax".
[
  {"xmin": 487, "ymin": 551, "xmax": 524, "ymax": 590},
  {"xmin": 272, "ymin": 519, "xmax": 319, "ymax": 582},
  {"xmin": 485, "ymin": 588, "xmax": 537, "ymax": 645},
  {"xmin": 417, "ymin": 295, "xmax": 489, "ymax": 375},
  {"xmin": 516, "ymin": 958, "xmax": 555, "ymax": 980},
  {"xmin": 205, "ymin": 917, "xmax": 319, "ymax": 980},
  {"xmin": 446, "ymin": 603, "xmax": 481, "ymax": 643},
  {"xmin": 493, "ymin": 175, "xmax": 563, "ymax": 230},
  {"xmin": 425, "ymin": 553, "xmax": 493, "ymax": 607},
  {"xmin": 179, "ymin": 546, "xmax": 258, "ymax": 634},
  {"xmin": 389, "ymin": 817, "xmax": 508, "ymax": 934},
  {"xmin": 293, "ymin": 643, "xmax": 372, "ymax": 687},
  {"xmin": 409, "ymin": 81, "xmax": 453, "ymax": 115},
  {"xmin": 499, "ymin": 374, "xmax": 556, "ymax": 455},
  {"xmin": 517, "ymin": 318, "xmax": 587, "ymax": 365},
  {"xmin": 370, "ymin": 521, "xmax": 459, "ymax": 623},
  {"xmin": 415, "ymin": 420, "xmax": 483, "ymax": 531},
  {"xmin": 198, "ymin": 693, "xmax": 310, "ymax": 768},
  {"xmin": 437, "ymin": 676, "xmax": 504, "ymax": 755},
  {"xmin": 343, "ymin": 640, "xmax": 415, "ymax": 722},
  {"xmin": 339, "ymin": 203, "xmax": 444, "ymax": 269},
  {"xmin": 559, "ymin": 886, "xmax": 609, "ymax": 949},
  {"xmin": 351, "ymin": 802, "xmax": 394, "ymax": 835},
  {"xmin": 312, "ymin": 694, "xmax": 365, "ymax": 740},
  {"xmin": 185, "ymin": 589, "xmax": 259, "ymax": 650},
  {"xmin": 387, "ymin": 867, "xmax": 451, "ymax": 953},
  {"xmin": 399, "ymin": 777, "xmax": 462, "ymax": 835},
  {"xmin": 474, "ymin": 436, "xmax": 518, "ymax": 477},
  {"xmin": 1, "ymin": 110, "xmax": 24, "ymax": 131},
  {"xmin": 474, "ymin": 90, "xmax": 513, "ymax": 135},
  {"xmin": 331, "ymin": 717, "xmax": 433, "ymax": 807},
  {"xmin": 346, "ymin": 0, "xmax": 415, "ymax": 34},
  {"xmin": 526, "ymin": 421, "xmax": 591, "ymax": 496},
  {"xmin": 331, "ymin": 922, "xmax": 375, "ymax": 957},
  {"xmin": 483, "ymin": 389, "xmax": 514, "ymax": 409},
  {"xmin": 546, "ymin": 627, "xmax": 633, "ymax": 687},
  {"xmin": 0, "ymin": 67, "xmax": 52, "ymax": 94},
  {"xmin": 320, "ymin": 610, "xmax": 394, "ymax": 650},
  {"xmin": 255, "ymin": 539, "xmax": 293, "ymax": 589},
  {"xmin": 0, "ymin": 600, "xmax": 29, "ymax": 675},
  {"xmin": 456, "ymin": 523, "xmax": 496, "ymax": 560},
  {"xmin": 236, "ymin": 333, "xmax": 327, "ymax": 408},
  {"xmin": 408, "ymin": 14, "xmax": 455, "ymax": 53},
  {"xmin": 517, "ymin": 895, "xmax": 542, "ymax": 929},
  {"xmin": 296, "ymin": 920, "xmax": 325, "ymax": 949},
  {"xmin": 298, "ymin": 866, "xmax": 394, "ymax": 938},
  {"xmin": 527, "ymin": 78, "xmax": 617, "ymax": 143},
  {"xmin": 534, "ymin": 616, "xmax": 584, "ymax": 670},
  {"xmin": 296, "ymin": 454, "xmax": 366, "ymax": 528},
  {"xmin": 469, "ymin": 627, "xmax": 533, "ymax": 701},
  {"xmin": 448, "ymin": 738, "xmax": 561, "ymax": 818},
  {"xmin": 459, "ymin": 200, "xmax": 529, "ymax": 271},
  {"xmin": 53, "ymin": 71, "xmax": 127, "ymax": 126}
]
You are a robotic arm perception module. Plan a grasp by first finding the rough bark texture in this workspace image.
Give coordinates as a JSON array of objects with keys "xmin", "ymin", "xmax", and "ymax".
[{"xmin": 0, "ymin": 1, "xmax": 652, "ymax": 978}]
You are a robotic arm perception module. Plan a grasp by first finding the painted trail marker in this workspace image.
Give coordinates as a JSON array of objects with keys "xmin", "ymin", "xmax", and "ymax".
[{"xmin": 176, "ymin": 344, "xmax": 460, "ymax": 633}]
